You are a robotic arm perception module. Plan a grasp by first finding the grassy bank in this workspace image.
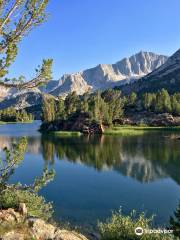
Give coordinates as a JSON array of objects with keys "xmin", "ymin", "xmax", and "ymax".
[
  {"xmin": 104, "ymin": 126, "xmax": 180, "ymax": 135},
  {"xmin": 42, "ymin": 126, "xmax": 180, "ymax": 137},
  {"xmin": 48, "ymin": 131, "xmax": 82, "ymax": 137}
]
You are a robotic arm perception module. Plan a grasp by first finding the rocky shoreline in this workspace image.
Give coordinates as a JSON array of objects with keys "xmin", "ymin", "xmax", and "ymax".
[
  {"xmin": 40, "ymin": 111, "xmax": 180, "ymax": 135},
  {"xmin": 0, "ymin": 205, "xmax": 89, "ymax": 240},
  {"xmin": 120, "ymin": 111, "xmax": 180, "ymax": 127}
]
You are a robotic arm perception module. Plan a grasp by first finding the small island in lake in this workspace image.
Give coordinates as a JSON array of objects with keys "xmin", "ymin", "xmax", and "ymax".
[{"xmin": 40, "ymin": 88, "xmax": 180, "ymax": 135}]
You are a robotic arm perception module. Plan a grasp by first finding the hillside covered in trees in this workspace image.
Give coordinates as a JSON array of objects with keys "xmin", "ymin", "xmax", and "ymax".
[
  {"xmin": 40, "ymin": 88, "xmax": 180, "ymax": 133},
  {"xmin": 0, "ymin": 108, "xmax": 34, "ymax": 123}
]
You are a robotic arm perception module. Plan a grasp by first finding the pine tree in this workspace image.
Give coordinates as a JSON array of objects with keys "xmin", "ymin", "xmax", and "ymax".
[
  {"xmin": 57, "ymin": 97, "xmax": 66, "ymax": 120},
  {"xmin": 65, "ymin": 92, "xmax": 80, "ymax": 115},
  {"xmin": 142, "ymin": 93, "xmax": 156, "ymax": 111},
  {"xmin": 80, "ymin": 93, "xmax": 89, "ymax": 113},
  {"xmin": 155, "ymin": 89, "xmax": 172, "ymax": 113},
  {"xmin": 171, "ymin": 94, "xmax": 180, "ymax": 116},
  {"xmin": 42, "ymin": 96, "xmax": 56, "ymax": 122},
  {"xmin": 129, "ymin": 92, "xmax": 137, "ymax": 107}
]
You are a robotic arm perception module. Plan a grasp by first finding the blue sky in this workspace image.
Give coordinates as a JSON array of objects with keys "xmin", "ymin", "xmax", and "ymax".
[{"xmin": 7, "ymin": 0, "xmax": 180, "ymax": 80}]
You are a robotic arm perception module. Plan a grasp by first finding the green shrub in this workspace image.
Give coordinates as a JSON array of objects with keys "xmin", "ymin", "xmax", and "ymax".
[
  {"xmin": 170, "ymin": 201, "xmax": 180, "ymax": 238},
  {"xmin": 0, "ymin": 189, "xmax": 53, "ymax": 221},
  {"xmin": 98, "ymin": 210, "xmax": 173, "ymax": 240}
]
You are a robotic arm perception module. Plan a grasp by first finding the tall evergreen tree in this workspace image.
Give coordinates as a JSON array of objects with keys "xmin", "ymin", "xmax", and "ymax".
[
  {"xmin": 57, "ymin": 97, "xmax": 66, "ymax": 120},
  {"xmin": 155, "ymin": 89, "xmax": 172, "ymax": 113},
  {"xmin": 42, "ymin": 96, "xmax": 56, "ymax": 122},
  {"xmin": 65, "ymin": 92, "xmax": 80, "ymax": 115},
  {"xmin": 129, "ymin": 92, "xmax": 137, "ymax": 107},
  {"xmin": 171, "ymin": 93, "xmax": 180, "ymax": 116},
  {"xmin": 80, "ymin": 93, "xmax": 89, "ymax": 113},
  {"xmin": 142, "ymin": 93, "xmax": 156, "ymax": 111}
]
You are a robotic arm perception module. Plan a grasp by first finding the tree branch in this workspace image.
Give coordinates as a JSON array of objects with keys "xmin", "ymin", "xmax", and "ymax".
[{"xmin": 0, "ymin": 0, "xmax": 20, "ymax": 31}]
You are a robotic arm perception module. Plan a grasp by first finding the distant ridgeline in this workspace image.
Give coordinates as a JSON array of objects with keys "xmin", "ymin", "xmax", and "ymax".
[
  {"xmin": 0, "ymin": 107, "xmax": 34, "ymax": 123},
  {"xmin": 40, "ymin": 88, "xmax": 180, "ymax": 133}
]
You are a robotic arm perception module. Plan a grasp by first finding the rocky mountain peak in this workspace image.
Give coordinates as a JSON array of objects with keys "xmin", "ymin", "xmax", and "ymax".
[
  {"xmin": 49, "ymin": 51, "xmax": 168, "ymax": 96},
  {"xmin": 0, "ymin": 51, "xmax": 169, "ymax": 112},
  {"xmin": 144, "ymin": 49, "xmax": 180, "ymax": 79},
  {"xmin": 170, "ymin": 48, "xmax": 180, "ymax": 59},
  {"xmin": 119, "ymin": 49, "xmax": 180, "ymax": 95}
]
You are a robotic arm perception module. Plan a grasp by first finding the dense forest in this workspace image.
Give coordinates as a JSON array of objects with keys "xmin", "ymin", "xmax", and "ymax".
[
  {"xmin": 42, "ymin": 88, "xmax": 180, "ymax": 127},
  {"xmin": 0, "ymin": 108, "xmax": 34, "ymax": 122}
]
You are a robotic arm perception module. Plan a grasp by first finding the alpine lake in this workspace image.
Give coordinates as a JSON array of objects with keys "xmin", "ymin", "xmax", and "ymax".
[{"xmin": 0, "ymin": 121, "xmax": 180, "ymax": 230}]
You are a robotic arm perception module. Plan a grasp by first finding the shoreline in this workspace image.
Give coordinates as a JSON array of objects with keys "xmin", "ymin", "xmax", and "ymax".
[
  {"xmin": 0, "ymin": 120, "xmax": 33, "ymax": 124},
  {"xmin": 104, "ymin": 125, "xmax": 180, "ymax": 135},
  {"xmin": 41, "ymin": 126, "xmax": 180, "ymax": 137}
]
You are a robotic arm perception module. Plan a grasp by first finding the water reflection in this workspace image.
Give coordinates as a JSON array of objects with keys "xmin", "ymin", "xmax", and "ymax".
[
  {"xmin": 0, "ymin": 123, "xmax": 180, "ymax": 226},
  {"xmin": 0, "ymin": 132, "xmax": 179, "ymax": 184},
  {"xmin": 39, "ymin": 133, "xmax": 180, "ymax": 184}
]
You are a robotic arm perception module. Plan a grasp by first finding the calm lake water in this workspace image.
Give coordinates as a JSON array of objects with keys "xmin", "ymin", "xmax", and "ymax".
[{"xmin": 0, "ymin": 121, "xmax": 180, "ymax": 229}]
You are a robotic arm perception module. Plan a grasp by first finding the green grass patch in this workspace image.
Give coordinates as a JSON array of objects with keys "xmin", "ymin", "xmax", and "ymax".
[
  {"xmin": 104, "ymin": 128, "xmax": 145, "ymax": 136},
  {"xmin": 104, "ymin": 126, "xmax": 180, "ymax": 135},
  {"xmin": 49, "ymin": 131, "xmax": 82, "ymax": 137}
]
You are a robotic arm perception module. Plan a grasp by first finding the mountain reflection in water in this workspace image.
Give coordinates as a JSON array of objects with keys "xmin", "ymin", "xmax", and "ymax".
[{"xmin": 0, "ymin": 122, "xmax": 180, "ymax": 227}]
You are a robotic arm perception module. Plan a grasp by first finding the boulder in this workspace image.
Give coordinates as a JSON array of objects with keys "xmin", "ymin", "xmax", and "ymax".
[
  {"xmin": 0, "ymin": 208, "xmax": 21, "ymax": 224},
  {"xmin": 19, "ymin": 203, "xmax": 27, "ymax": 217},
  {"xmin": 113, "ymin": 118, "xmax": 134, "ymax": 125},
  {"xmin": 0, "ymin": 231, "xmax": 24, "ymax": 240},
  {"xmin": 82, "ymin": 122, "xmax": 104, "ymax": 134},
  {"xmin": 27, "ymin": 217, "xmax": 56, "ymax": 239},
  {"xmin": 54, "ymin": 229, "xmax": 89, "ymax": 240},
  {"xmin": 0, "ymin": 206, "xmax": 89, "ymax": 240},
  {"xmin": 150, "ymin": 113, "xmax": 176, "ymax": 126}
]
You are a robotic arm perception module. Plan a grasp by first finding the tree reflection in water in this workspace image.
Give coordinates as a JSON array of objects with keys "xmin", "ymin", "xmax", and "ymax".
[{"xmin": 40, "ymin": 132, "xmax": 180, "ymax": 184}]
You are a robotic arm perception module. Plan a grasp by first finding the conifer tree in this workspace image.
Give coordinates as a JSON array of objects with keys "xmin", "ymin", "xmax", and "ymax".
[
  {"xmin": 142, "ymin": 93, "xmax": 156, "ymax": 111},
  {"xmin": 129, "ymin": 92, "xmax": 137, "ymax": 107},
  {"xmin": 80, "ymin": 93, "xmax": 89, "ymax": 113},
  {"xmin": 65, "ymin": 92, "xmax": 80, "ymax": 115},
  {"xmin": 57, "ymin": 97, "xmax": 66, "ymax": 120},
  {"xmin": 155, "ymin": 89, "xmax": 172, "ymax": 113},
  {"xmin": 42, "ymin": 96, "xmax": 56, "ymax": 122},
  {"xmin": 171, "ymin": 93, "xmax": 180, "ymax": 116}
]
